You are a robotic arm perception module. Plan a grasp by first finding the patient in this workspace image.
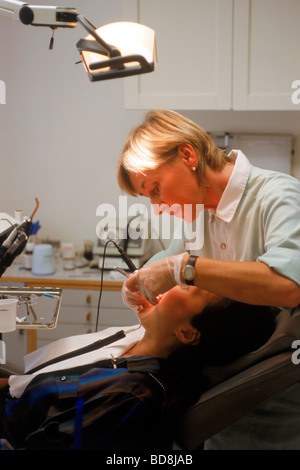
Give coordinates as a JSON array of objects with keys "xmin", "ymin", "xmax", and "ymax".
[{"xmin": 0, "ymin": 287, "xmax": 276, "ymax": 450}]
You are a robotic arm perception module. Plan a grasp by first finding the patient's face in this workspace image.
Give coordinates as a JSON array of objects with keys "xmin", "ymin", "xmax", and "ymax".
[{"xmin": 137, "ymin": 286, "xmax": 219, "ymax": 336}]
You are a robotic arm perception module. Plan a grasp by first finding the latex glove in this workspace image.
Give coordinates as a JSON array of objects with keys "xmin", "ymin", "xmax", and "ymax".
[
  {"xmin": 124, "ymin": 253, "xmax": 186, "ymax": 306},
  {"xmin": 121, "ymin": 279, "xmax": 150, "ymax": 312}
]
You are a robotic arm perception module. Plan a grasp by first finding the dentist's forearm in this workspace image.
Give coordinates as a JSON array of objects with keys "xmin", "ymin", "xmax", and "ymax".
[{"xmin": 183, "ymin": 255, "xmax": 300, "ymax": 308}]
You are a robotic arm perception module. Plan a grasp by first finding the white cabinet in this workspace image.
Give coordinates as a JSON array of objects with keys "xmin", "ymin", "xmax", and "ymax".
[
  {"xmin": 1, "ymin": 283, "xmax": 137, "ymax": 369},
  {"xmin": 233, "ymin": 0, "xmax": 300, "ymax": 110},
  {"xmin": 2, "ymin": 329, "xmax": 27, "ymax": 374},
  {"xmin": 1, "ymin": 282, "xmax": 27, "ymax": 373},
  {"xmin": 36, "ymin": 288, "xmax": 137, "ymax": 349},
  {"xmin": 124, "ymin": 0, "xmax": 299, "ymax": 110},
  {"xmin": 124, "ymin": 0, "xmax": 233, "ymax": 110}
]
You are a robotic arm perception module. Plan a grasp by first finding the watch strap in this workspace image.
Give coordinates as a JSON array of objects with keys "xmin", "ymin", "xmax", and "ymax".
[{"xmin": 183, "ymin": 255, "xmax": 198, "ymax": 285}]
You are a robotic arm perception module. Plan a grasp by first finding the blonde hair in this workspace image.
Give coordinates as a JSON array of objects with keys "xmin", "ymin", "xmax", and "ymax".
[{"xmin": 117, "ymin": 110, "xmax": 230, "ymax": 196}]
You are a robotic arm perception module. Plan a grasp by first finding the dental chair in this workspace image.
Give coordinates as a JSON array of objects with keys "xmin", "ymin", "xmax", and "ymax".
[
  {"xmin": 1, "ymin": 310, "xmax": 300, "ymax": 450},
  {"xmin": 174, "ymin": 309, "xmax": 300, "ymax": 449}
]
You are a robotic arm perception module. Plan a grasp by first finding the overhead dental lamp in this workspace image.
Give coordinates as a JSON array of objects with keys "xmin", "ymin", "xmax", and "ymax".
[
  {"xmin": 76, "ymin": 17, "xmax": 156, "ymax": 82},
  {"xmin": 0, "ymin": 0, "xmax": 157, "ymax": 81}
]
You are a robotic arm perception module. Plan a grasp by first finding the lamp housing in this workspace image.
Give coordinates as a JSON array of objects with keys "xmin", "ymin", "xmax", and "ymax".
[{"xmin": 76, "ymin": 19, "xmax": 157, "ymax": 81}]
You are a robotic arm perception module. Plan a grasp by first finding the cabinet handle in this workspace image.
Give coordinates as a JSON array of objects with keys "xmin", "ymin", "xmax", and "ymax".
[
  {"xmin": 86, "ymin": 294, "xmax": 92, "ymax": 304},
  {"xmin": 86, "ymin": 312, "xmax": 92, "ymax": 322}
]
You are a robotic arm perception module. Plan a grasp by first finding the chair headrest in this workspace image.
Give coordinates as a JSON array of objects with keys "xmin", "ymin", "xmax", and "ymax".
[{"xmin": 201, "ymin": 310, "xmax": 300, "ymax": 387}]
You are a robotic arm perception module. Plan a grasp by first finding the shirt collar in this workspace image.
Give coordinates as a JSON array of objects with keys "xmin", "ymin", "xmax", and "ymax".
[{"xmin": 209, "ymin": 150, "xmax": 252, "ymax": 222}]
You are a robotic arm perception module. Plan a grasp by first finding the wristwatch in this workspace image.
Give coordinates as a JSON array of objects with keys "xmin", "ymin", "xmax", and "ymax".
[{"xmin": 182, "ymin": 255, "xmax": 198, "ymax": 285}]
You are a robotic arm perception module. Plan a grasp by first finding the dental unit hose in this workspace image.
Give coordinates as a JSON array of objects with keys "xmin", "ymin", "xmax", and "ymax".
[
  {"xmin": 0, "ymin": 198, "xmax": 39, "ymax": 277},
  {"xmin": 0, "ymin": 217, "xmax": 31, "ymax": 277},
  {"xmin": 113, "ymin": 266, "xmax": 142, "ymax": 335}
]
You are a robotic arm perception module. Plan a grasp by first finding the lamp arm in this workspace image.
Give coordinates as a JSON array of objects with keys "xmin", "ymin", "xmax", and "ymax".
[
  {"xmin": 76, "ymin": 15, "xmax": 120, "ymax": 57},
  {"xmin": 0, "ymin": 1, "xmax": 157, "ymax": 81},
  {"xmin": 0, "ymin": 0, "xmax": 26, "ymax": 19},
  {"xmin": 0, "ymin": 0, "xmax": 78, "ymax": 27}
]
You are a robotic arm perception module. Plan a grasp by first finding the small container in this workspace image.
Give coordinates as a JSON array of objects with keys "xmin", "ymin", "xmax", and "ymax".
[
  {"xmin": 62, "ymin": 243, "xmax": 75, "ymax": 270},
  {"xmin": 0, "ymin": 298, "xmax": 18, "ymax": 332},
  {"xmin": 24, "ymin": 242, "xmax": 35, "ymax": 270},
  {"xmin": 83, "ymin": 240, "xmax": 93, "ymax": 261},
  {"xmin": 14, "ymin": 210, "xmax": 23, "ymax": 223},
  {"xmin": 32, "ymin": 244, "xmax": 55, "ymax": 276}
]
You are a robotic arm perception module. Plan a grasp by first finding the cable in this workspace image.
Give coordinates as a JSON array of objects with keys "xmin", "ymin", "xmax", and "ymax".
[
  {"xmin": 94, "ymin": 238, "xmax": 140, "ymax": 333},
  {"xmin": 95, "ymin": 238, "xmax": 135, "ymax": 332},
  {"xmin": 95, "ymin": 239, "xmax": 110, "ymax": 332}
]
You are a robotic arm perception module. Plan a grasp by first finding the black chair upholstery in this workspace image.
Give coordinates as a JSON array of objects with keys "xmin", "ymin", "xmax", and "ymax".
[{"xmin": 175, "ymin": 311, "xmax": 300, "ymax": 449}]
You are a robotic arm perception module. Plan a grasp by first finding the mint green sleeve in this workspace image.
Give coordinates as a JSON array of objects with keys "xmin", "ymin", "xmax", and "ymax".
[{"xmin": 257, "ymin": 174, "xmax": 300, "ymax": 286}]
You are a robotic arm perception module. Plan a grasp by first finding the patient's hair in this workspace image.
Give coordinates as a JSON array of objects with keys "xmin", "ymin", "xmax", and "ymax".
[
  {"xmin": 163, "ymin": 299, "xmax": 277, "ymax": 414},
  {"xmin": 191, "ymin": 298, "xmax": 277, "ymax": 365}
]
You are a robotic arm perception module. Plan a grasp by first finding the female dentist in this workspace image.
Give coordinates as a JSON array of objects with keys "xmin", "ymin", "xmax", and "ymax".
[{"xmin": 117, "ymin": 109, "xmax": 300, "ymax": 450}]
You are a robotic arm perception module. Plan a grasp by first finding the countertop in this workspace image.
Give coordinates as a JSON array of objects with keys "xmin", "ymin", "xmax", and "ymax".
[{"xmin": 1, "ymin": 258, "xmax": 125, "ymax": 291}]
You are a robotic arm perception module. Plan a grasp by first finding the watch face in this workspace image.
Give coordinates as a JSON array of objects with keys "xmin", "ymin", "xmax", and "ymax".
[{"xmin": 184, "ymin": 265, "xmax": 195, "ymax": 280}]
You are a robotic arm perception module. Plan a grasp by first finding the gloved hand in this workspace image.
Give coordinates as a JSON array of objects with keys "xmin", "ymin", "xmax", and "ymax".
[
  {"xmin": 123, "ymin": 253, "xmax": 187, "ymax": 308},
  {"xmin": 121, "ymin": 279, "xmax": 151, "ymax": 312}
]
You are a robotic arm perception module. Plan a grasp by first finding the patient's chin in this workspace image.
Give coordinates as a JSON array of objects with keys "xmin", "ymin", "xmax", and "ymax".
[{"xmin": 136, "ymin": 304, "xmax": 154, "ymax": 323}]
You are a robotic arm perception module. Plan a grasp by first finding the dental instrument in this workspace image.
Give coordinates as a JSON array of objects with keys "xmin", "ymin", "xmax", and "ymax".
[{"xmin": 114, "ymin": 266, "xmax": 130, "ymax": 278}]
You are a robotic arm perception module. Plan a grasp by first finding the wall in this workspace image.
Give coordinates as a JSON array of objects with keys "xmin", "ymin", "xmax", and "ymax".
[
  {"xmin": 0, "ymin": 0, "xmax": 299, "ymax": 252},
  {"xmin": 0, "ymin": 0, "xmax": 145, "ymax": 249},
  {"xmin": 186, "ymin": 110, "xmax": 300, "ymax": 177}
]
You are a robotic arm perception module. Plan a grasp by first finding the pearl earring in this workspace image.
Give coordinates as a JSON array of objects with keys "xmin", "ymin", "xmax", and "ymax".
[{"xmin": 192, "ymin": 167, "xmax": 196, "ymax": 172}]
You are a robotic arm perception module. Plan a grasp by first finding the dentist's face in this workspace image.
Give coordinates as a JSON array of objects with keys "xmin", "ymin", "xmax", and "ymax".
[{"xmin": 129, "ymin": 160, "xmax": 205, "ymax": 223}]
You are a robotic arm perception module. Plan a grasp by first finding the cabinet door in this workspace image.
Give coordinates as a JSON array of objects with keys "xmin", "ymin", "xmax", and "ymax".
[
  {"xmin": 0, "ymin": 281, "xmax": 27, "ymax": 373},
  {"xmin": 233, "ymin": 0, "xmax": 300, "ymax": 110},
  {"xmin": 124, "ymin": 0, "xmax": 233, "ymax": 110},
  {"xmin": 2, "ymin": 329, "xmax": 27, "ymax": 373},
  {"xmin": 36, "ymin": 288, "xmax": 138, "ymax": 349}
]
